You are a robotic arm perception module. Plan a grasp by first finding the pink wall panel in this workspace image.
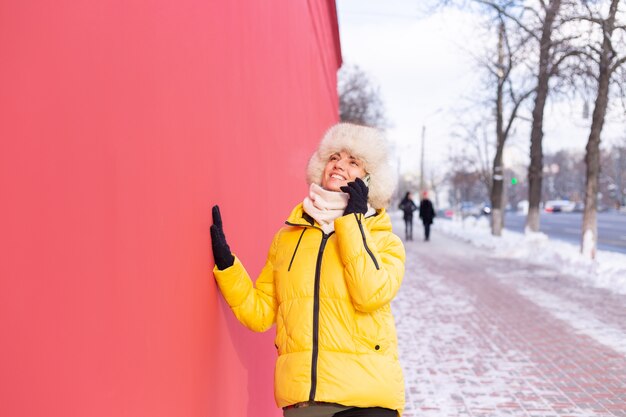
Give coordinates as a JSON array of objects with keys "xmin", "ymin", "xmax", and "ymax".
[{"xmin": 0, "ymin": 1, "xmax": 341, "ymax": 416}]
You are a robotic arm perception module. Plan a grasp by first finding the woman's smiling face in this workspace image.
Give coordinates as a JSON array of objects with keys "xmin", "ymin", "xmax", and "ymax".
[{"xmin": 321, "ymin": 151, "xmax": 367, "ymax": 192}]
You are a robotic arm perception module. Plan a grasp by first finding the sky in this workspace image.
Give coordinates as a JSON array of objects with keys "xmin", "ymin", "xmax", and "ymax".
[{"xmin": 336, "ymin": 0, "xmax": 626, "ymax": 181}]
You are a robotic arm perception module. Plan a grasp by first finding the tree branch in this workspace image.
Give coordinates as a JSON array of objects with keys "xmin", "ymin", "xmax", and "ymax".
[
  {"xmin": 550, "ymin": 50, "xmax": 583, "ymax": 76},
  {"xmin": 523, "ymin": 5, "xmax": 543, "ymax": 22},
  {"xmin": 588, "ymin": 44, "xmax": 603, "ymax": 59},
  {"xmin": 570, "ymin": 15, "xmax": 604, "ymax": 25},
  {"xmin": 474, "ymin": 0, "xmax": 541, "ymax": 41},
  {"xmin": 551, "ymin": 34, "xmax": 584, "ymax": 48},
  {"xmin": 504, "ymin": 88, "xmax": 535, "ymax": 138},
  {"xmin": 538, "ymin": 0, "xmax": 547, "ymax": 12},
  {"xmin": 610, "ymin": 55, "xmax": 626, "ymax": 74},
  {"xmin": 577, "ymin": 48, "xmax": 599, "ymax": 64}
]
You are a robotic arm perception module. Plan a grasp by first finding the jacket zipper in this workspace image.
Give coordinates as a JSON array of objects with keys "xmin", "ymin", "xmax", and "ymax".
[
  {"xmin": 309, "ymin": 231, "xmax": 329, "ymax": 401},
  {"xmin": 285, "ymin": 220, "xmax": 329, "ymax": 400},
  {"xmin": 286, "ymin": 216, "xmax": 378, "ymax": 399},
  {"xmin": 355, "ymin": 213, "xmax": 380, "ymax": 270}
]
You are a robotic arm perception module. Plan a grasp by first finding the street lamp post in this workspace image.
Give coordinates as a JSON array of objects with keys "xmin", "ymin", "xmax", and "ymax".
[
  {"xmin": 420, "ymin": 125, "xmax": 426, "ymax": 192},
  {"xmin": 419, "ymin": 108, "xmax": 443, "ymax": 194}
]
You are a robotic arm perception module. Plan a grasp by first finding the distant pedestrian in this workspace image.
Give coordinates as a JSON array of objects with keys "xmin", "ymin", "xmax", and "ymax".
[
  {"xmin": 419, "ymin": 191, "xmax": 436, "ymax": 241},
  {"xmin": 398, "ymin": 192, "xmax": 418, "ymax": 241}
]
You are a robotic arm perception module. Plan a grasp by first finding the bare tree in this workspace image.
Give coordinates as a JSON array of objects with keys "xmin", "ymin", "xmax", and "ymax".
[
  {"xmin": 449, "ymin": 121, "xmax": 493, "ymax": 196},
  {"xmin": 338, "ymin": 64, "xmax": 388, "ymax": 129},
  {"xmin": 605, "ymin": 140, "xmax": 626, "ymax": 207},
  {"xmin": 455, "ymin": 3, "xmax": 535, "ymax": 234},
  {"xmin": 446, "ymin": 121, "xmax": 492, "ymax": 211},
  {"xmin": 473, "ymin": 1, "xmax": 584, "ymax": 233},
  {"xmin": 436, "ymin": 0, "xmax": 575, "ymax": 235},
  {"xmin": 447, "ymin": 169, "xmax": 490, "ymax": 208},
  {"xmin": 444, "ymin": 10, "xmax": 532, "ymax": 235},
  {"xmin": 600, "ymin": 142, "xmax": 626, "ymax": 208},
  {"xmin": 573, "ymin": 0, "xmax": 626, "ymax": 258},
  {"xmin": 489, "ymin": 15, "xmax": 534, "ymax": 235},
  {"xmin": 542, "ymin": 149, "xmax": 586, "ymax": 201},
  {"xmin": 526, "ymin": 0, "xmax": 567, "ymax": 233}
]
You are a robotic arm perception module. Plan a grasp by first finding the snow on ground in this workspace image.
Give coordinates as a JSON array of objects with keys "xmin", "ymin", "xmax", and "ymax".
[
  {"xmin": 392, "ymin": 254, "xmax": 536, "ymax": 415},
  {"xmin": 435, "ymin": 216, "xmax": 626, "ymax": 296},
  {"xmin": 515, "ymin": 285, "xmax": 626, "ymax": 356},
  {"xmin": 391, "ymin": 213, "xmax": 626, "ymax": 416}
]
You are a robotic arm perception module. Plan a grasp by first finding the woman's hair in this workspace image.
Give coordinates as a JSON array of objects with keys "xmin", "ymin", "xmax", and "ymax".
[{"xmin": 307, "ymin": 123, "xmax": 397, "ymax": 209}]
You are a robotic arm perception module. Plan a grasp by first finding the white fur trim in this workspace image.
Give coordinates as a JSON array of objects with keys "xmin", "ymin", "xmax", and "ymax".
[{"xmin": 306, "ymin": 123, "xmax": 397, "ymax": 209}]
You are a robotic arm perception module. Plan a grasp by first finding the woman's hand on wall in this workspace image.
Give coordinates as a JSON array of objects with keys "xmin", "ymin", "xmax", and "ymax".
[
  {"xmin": 341, "ymin": 177, "xmax": 369, "ymax": 215},
  {"xmin": 210, "ymin": 205, "xmax": 235, "ymax": 270}
]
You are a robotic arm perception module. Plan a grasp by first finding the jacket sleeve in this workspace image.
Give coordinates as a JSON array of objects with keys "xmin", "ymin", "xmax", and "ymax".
[
  {"xmin": 212, "ymin": 232, "xmax": 279, "ymax": 332},
  {"xmin": 334, "ymin": 213, "xmax": 405, "ymax": 313}
]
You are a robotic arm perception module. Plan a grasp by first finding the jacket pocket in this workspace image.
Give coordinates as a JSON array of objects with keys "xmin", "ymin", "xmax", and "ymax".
[{"xmin": 352, "ymin": 308, "xmax": 392, "ymax": 354}]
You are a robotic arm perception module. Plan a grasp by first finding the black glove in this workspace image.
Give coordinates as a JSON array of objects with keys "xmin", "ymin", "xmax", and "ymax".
[
  {"xmin": 340, "ymin": 177, "xmax": 369, "ymax": 216},
  {"xmin": 210, "ymin": 205, "xmax": 235, "ymax": 270}
]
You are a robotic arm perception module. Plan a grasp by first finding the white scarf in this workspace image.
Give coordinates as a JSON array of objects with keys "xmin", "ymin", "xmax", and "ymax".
[{"xmin": 303, "ymin": 183, "xmax": 348, "ymax": 234}]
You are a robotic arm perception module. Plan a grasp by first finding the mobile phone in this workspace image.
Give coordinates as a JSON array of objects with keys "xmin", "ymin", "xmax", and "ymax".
[{"xmin": 363, "ymin": 174, "xmax": 371, "ymax": 186}]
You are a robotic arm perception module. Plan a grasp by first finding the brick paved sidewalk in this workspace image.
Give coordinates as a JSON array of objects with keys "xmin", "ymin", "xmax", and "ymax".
[{"xmin": 393, "ymin": 221, "xmax": 626, "ymax": 417}]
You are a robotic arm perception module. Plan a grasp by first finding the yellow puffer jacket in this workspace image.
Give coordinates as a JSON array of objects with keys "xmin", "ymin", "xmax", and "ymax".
[{"xmin": 213, "ymin": 204, "xmax": 405, "ymax": 413}]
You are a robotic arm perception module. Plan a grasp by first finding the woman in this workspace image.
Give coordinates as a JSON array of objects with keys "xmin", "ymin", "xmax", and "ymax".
[
  {"xmin": 418, "ymin": 191, "xmax": 436, "ymax": 242},
  {"xmin": 211, "ymin": 123, "xmax": 406, "ymax": 417},
  {"xmin": 398, "ymin": 192, "xmax": 418, "ymax": 241}
]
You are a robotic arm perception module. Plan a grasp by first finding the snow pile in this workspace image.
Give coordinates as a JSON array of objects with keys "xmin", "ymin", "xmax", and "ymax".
[{"xmin": 436, "ymin": 217, "xmax": 626, "ymax": 295}]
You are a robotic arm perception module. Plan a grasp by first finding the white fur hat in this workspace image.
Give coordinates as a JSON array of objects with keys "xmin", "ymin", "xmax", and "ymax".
[{"xmin": 306, "ymin": 123, "xmax": 397, "ymax": 209}]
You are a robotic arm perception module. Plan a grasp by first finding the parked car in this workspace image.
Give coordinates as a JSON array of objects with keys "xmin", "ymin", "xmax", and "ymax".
[
  {"xmin": 460, "ymin": 201, "xmax": 481, "ymax": 217},
  {"xmin": 544, "ymin": 200, "xmax": 576, "ymax": 213},
  {"xmin": 517, "ymin": 200, "xmax": 529, "ymax": 214},
  {"xmin": 437, "ymin": 208, "xmax": 455, "ymax": 219},
  {"xmin": 459, "ymin": 201, "xmax": 491, "ymax": 217}
]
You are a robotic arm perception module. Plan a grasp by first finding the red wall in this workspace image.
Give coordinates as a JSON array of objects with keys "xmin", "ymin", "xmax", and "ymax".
[{"xmin": 0, "ymin": 1, "xmax": 341, "ymax": 416}]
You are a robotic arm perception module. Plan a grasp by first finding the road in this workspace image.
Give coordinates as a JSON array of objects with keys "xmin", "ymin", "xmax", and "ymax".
[
  {"xmin": 394, "ymin": 223, "xmax": 626, "ymax": 417},
  {"xmin": 502, "ymin": 211, "xmax": 626, "ymax": 254}
]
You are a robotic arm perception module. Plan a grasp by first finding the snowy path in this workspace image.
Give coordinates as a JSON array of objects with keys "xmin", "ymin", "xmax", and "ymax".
[{"xmin": 393, "ymin": 221, "xmax": 626, "ymax": 417}]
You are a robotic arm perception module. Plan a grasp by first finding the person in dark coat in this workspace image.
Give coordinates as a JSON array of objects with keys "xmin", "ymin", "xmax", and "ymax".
[
  {"xmin": 398, "ymin": 192, "xmax": 418, "ymax": 241},
  {"xmin": 419, "ymin": 191, "xmax": 436, "ymax": 241}
]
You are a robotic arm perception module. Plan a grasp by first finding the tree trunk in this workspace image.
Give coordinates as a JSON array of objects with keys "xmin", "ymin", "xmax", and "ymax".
[
  {"xmin": 582, "ymin": 140, "xmax": 600, "ymax": 259},
  {"xmin": 491, "ymin": 172, "xmax": 505, "ymax": 235},
  {"xmin": 581, "ymin": 0, "xmax": 619, "ymax": 259},
  {"xmin": 491, "ymin": 153, "xmax": 505, "ymax": 235},
  {"xmin": 491, "ymin": 22, "xmax": 506, "ymax": 236},
  {"xmin": 526, "ymin": 0, "xmax": 561, "ymax": 233}
]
